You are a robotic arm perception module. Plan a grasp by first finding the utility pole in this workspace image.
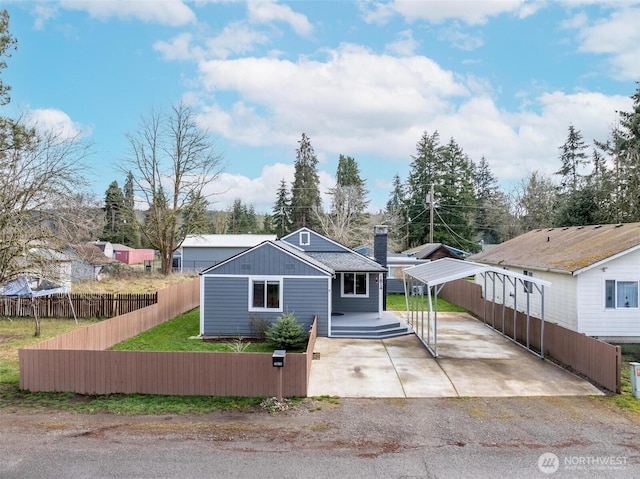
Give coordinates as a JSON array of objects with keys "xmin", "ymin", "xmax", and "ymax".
[{"xmin": 429, "ymin": 183, "xmax": 434, "ymax": 244}]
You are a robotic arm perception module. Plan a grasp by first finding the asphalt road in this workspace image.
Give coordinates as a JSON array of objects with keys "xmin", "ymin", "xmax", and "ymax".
[{"xmin": 1, "ymin": 396, "xmax": 639, "ymax": 479}]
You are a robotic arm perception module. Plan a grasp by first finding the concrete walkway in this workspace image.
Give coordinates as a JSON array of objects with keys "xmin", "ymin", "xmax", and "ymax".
[{"xmin": 307, "ymin": 313, "xmax": 604, "ymax": 398}]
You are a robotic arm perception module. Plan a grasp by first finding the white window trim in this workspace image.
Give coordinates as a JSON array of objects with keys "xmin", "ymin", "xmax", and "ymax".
[
  {"xmin": 299, "ymin": 231, "xmax": 310, "ymax": 246},
  {"xmin": 248, "ymin": 276, "xmax": 284, "ymax": 312},
  {"xmin": 341, "ymin": 272, "xmax": 369, "ymax": 298},
  {"xmin": 604, "ymin": 279, "xmax": 639, "ymax": 310}
]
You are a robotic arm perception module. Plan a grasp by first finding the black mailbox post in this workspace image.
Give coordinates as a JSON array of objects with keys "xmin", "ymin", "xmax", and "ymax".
[{"xmin": 272, "ymin": 350, "xmax": 286, "ymax": 368}]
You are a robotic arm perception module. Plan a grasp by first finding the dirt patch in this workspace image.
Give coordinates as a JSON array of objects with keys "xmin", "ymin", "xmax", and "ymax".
[{"xmin": 2, "ymin": 396, "xmax": 638, "ymax": 458}]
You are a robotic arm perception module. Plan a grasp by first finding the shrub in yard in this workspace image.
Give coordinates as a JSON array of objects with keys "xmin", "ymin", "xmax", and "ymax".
[
  {"xmin": 265, "ymin": 311, "xmax": 307, "ymax": 350},
  {"xmin": 249, "ymin": 315, "xmax": 271, "ymax": 340}
]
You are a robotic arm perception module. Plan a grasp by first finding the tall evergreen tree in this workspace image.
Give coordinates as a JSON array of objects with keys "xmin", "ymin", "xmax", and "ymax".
[
  {"xmin": 437, "ymin": 138, "xmax": 477, "ymax": 251},
  {"xmin": 383, "ymin": 173, "xmax": 406, "ymax": 251},
  {"xmin": 516, "ymin": 171, "xmax": 557, "ymax": 232},
  {"xmin": 320, "ymin": 155, "xmax": 370, "ymax": 247},
  {"xmin": 405, "ymin": 131, "xmax": 442, "ymax": 248},
  {"xmin": 587, "ymin": 145, "xmax": 615, "ymax": 224},
  {"xmin": 473, "ymin": 156, "xmax": 506, "ymax": 244},
  {"xmin": 271, "ymin": 178, "xmax": 292, "ymax": 237},
  {"xmin": 227, "ymin": 199, "xmax": 258, "ymax": 233},
  {"xmin": 610, "ymin": 82, "xmax": 640, "ymax": 221},
  {"xmin": 102, "ymin": 181, "xmax": 125, "ymax": 244},
  {"xmin": 121, "ymin": 171, "xmax": 140, "ymax": 247},
  {"xmin": 290, "ymin": 133, "xmax": 322, "ymax": 230},
  {"xmin": 182, "ymin": 191, "xmax": 212, "ymax": 235},
  {"xmin": 556, "ymin": 124, "xmax": 589, "ymax": 192},
  {"xmin": 552, "ymin": 125, "xmax": 597, "ymax": 227}
]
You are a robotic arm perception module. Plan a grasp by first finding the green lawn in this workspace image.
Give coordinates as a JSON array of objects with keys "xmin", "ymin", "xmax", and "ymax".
[
  {"xmin": 110, "ymin": 308, "xmax": 278, "ymax": 353},
  {"xmin": 606, "ymin": 344, "xmax": 640, "ymax": 412},
  {"xmin": 386, "ymin": 293, "xmax": 467, "ymax": 312}
]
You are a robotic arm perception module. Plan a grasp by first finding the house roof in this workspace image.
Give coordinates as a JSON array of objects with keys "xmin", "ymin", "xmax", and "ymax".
[
  {"xmin": 403, "ymin": 243, "xmax": 466, "ymax": 259},
  {"xmin": 200, "ymin": 240, "xmax": 334, "ymax": 276},
  {"xmin": 470, "ymin": 222, "xmax": 640, "ymax": 274},
  {"xmin": 306, "ymin": 252, "xmax": 387, "ymax": 273},
  {"xmin": 111, "ymin": 243, "xmax": 133, "ymax": 251},
  {"xmin": 69, "ymin": 245, "xmax": 116, "ymax": 265},
  {"xmin": 182, "ymin": 234, "xmax": 276, "ymax": 248}
]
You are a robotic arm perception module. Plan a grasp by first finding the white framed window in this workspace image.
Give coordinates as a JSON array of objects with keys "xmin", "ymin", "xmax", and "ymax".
[
  {"xmin": 341, "ymin": 272, "xmax": 368, "ymax": 297},
  {"xmin": 523, "ymin": 270, "xmax": 533, "ymax": 294},
  {"xmin": 249, "ymin": 277, "xmax": 283, "ymax": 312},
  {"xmin": 605, "ymin": 280, "xmax": 639, "ymax": 309},
  {"xmin": 299, "ymin": 231, "xmax": 310, "ymax": 246}
]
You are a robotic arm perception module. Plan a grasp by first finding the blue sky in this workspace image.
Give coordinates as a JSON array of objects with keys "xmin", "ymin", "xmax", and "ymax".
[{"xmin": 4, "ymin": 1, "xmax": 639, "ymax": 213}]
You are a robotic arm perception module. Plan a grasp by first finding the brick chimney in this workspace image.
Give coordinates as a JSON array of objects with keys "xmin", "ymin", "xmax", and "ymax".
[
  {"xmin": 373, "ymin": 225, "xmax": 388, "ymax": 267},
  {"xmin": 374, "ymin": 225, "xmax": 388, "ymax": 310}
]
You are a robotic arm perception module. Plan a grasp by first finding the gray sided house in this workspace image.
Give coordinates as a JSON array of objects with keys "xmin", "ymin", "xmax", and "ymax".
[
  {"xmin": 200, "ymin": 228, "xmax": 388, "ymax": 338},
  {"xmin": 200, "ymin": 240, "xmax": 333, "ymax": 337},
  {"xmin": 181, "ymin": 234, "xmax": 276, "ymax": 273},
  {"xmin": 280, "ymin": 228, "xmax": 387, "ymax": 318}
]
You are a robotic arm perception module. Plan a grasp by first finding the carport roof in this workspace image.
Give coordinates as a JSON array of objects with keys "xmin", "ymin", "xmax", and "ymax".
[{"xmin": 403, "ymin": 258, "xmax": 551, "ymax": 288}]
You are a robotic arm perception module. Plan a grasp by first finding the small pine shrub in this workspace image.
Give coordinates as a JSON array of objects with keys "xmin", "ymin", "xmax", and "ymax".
[{"xmin": 265, "ymin": 311, "xmax": 307, "ymax": 350}]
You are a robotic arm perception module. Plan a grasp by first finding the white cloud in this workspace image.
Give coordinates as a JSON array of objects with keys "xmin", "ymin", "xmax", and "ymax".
[
  {"xmin": 196, "ymin": 43, "xmax": 469, "ymax": 152},
  {"xmin": 32, "ymin": 4, "xmax": 58, "ymax": 30},
  {"xmin": 59, "ymin": 0, "xmax": 196, "ymax": 27},
  {"xmin": 437, "ymin": 22, "xmax": 484, "ymax": 50},
  {"xmin": 361, "ymin": 0, "xmax": 532, "ymax": 26},
  {"xmin": 247, "ymin": 0, "xmax": 313, "ymax": 36},
  {"xmin": 203, "ymin": 162, "xmax": 334, "ymax": 212},
  {"xmin": 567, "ymin": 7, "xmax": 640, "ymax": 80},
  {"xmin": 154, "ymin": 33, "xmax": 203, "ymax": 61},
  {"xmin": 27, "ymin": 108, "xmax": 89, "ymax": 140},
  {"xmin": 205, "ymin": 22, "xmax": 271, "ymax": 59},
  {"xmin": 385, "ymin": 30, "xmax": 419, "ymax": 56}
]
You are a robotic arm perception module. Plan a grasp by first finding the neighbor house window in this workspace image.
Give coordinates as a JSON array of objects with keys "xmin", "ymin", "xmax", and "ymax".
[
  {"xmin": 605, "ymin": 280, "xmax": 639, "ymax": 309},
  {"xmin": 299, "ymin": 232, "xmax": 310, "ymax": 246},
  {"xmin": 523, "ymin": 270, "xmax": 533, "ymax": 294},
  {"xmin": 342, "ymin": 272, "xmax": 368, "ymax": 297},
  {"xmin": 250, "ymin": 278, "xmax": 283, "ymax": 311}
]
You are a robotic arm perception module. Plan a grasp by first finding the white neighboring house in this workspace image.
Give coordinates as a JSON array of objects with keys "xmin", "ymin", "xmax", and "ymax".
[
  {"xmin": 179, "ymin": 234, "xmax": 276, "ymax": 273},
  {"xmin": 470, "ymin": 222, "xmax": 640, "ymax": 342}
]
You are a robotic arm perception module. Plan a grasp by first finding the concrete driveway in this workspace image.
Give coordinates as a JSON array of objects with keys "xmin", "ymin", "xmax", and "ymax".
[{"xmin": 307, "ymin": 313, "xmax": 603, "ymax": 398}]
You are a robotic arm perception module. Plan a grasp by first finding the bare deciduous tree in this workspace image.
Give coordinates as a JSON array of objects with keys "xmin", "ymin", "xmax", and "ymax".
[
  {"xmin": 0, "ymin": 118, "xmax": 93, "ymax": 286},
  {"xmin": 125, "ymin": 102, "xmax": 223, "ymax": 274}
]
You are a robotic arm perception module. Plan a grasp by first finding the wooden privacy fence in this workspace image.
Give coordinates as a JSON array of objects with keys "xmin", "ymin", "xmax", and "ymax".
[
  {"xmin": 440, "ymin": 279, "xmax": 621, "ymax": 393},
  {"xmin": 1, "ymin": 293, "xmax": 158, "ymax": 319},
  {"xmin": 19, "ymin": 278, "xmax": 316, "ymax": 397}
]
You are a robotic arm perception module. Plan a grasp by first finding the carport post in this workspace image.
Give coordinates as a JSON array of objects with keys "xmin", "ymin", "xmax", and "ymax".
[
  {"xmin": 526, "ymin": 287, "xmax": 530, "ymax": 349},
  {"xmin": 540, "ymin": 285, "xmax": 545, "ymax": 359},
  {"xmin": 501, "ymin": 276, "xmax": 506, "ymax": 334},
  {"xmin": 420, "ymin": 287, "xmax": 424, "ymax": 339}
]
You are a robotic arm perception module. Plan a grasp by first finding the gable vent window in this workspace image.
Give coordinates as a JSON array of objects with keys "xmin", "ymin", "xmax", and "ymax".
[{"xmin": 299, "ymin": 232, "xmax": 310, "ymax": 246}]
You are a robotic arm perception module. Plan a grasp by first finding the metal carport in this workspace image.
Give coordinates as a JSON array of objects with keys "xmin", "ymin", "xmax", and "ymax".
[{"xmin": 402, "ymin": 258, "xmax": 551, "ymax": 358}]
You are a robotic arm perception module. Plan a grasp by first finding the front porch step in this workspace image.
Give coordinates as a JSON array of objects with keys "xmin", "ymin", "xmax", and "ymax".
[
  {"xmin": 331, "ymin": 321, "xmax": 403, "ymax": 332},
  {"xmin": 330, "ymin": 312, "xmax": 413, "ymax": 339},
  {"xmin": 330, "ymin": 327, "xmax": 412, "ymax": 339},
  {"xmin": 330, "ymin": 322, "xmax": 413, "ymax": 339}
]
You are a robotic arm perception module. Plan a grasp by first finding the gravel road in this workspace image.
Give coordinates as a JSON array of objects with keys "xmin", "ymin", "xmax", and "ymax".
[{"xmin": 1, "ymin": 396, "xmax": 639, "ymax": 478}]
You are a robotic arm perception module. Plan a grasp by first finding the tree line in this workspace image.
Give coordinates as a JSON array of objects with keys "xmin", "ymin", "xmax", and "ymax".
[{"xmin": 3, "ymin": 7, "xmax": 640, "ymax": 281}]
